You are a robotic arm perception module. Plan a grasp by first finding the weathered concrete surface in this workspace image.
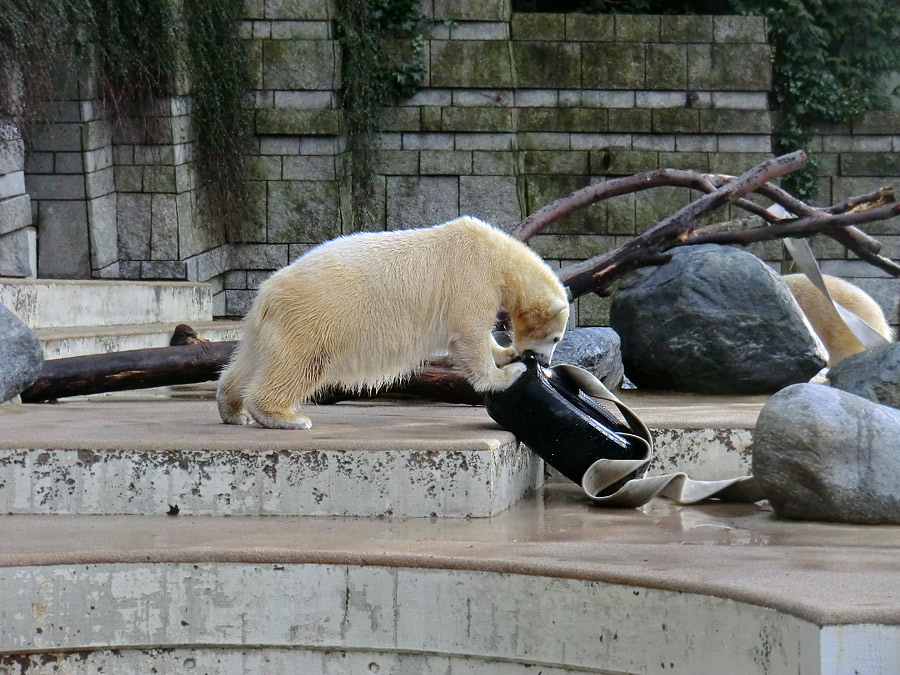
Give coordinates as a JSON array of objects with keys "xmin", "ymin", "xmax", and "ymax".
[
  {"xmin": 0, "ymin": 400, "xmax": 539, "ymax": 518},
  {"xmin": 36, "ymin": 319, "xmax": 242, "ymax": 358},
  {"xmin": 1, "ymin": 490, "xmax": 900, "ymax": 674},
  {"xmin": 0, "ymin": 278, "xmax": 212, "ymax": 329},
  {"xmin": 0, "ymin": 392, "xmax": 765, "ymax": 516}
]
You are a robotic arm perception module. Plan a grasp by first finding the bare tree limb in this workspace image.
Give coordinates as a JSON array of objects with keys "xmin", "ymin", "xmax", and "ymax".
[
  {"xmin": 558, "ymin": 150, "xmax": 809, "ymax": 298},
  {"xmin": 682, "ymin": 202, "xmax": 900, "ymax": 248}
]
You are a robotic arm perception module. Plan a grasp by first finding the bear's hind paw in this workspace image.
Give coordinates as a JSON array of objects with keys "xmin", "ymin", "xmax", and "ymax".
[
  {"xmin": 247, "ymin": 401, "xmax": 313, "ymax": 430},
  {"xmin": 221, "ymin": 410, "xmax": 253, "ymax": 426}
]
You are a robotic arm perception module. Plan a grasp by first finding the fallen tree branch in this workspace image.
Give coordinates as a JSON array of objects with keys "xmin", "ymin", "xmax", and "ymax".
[{"xmin": 22, "ymin": 336, "xmax": 481, "ymax": 405}]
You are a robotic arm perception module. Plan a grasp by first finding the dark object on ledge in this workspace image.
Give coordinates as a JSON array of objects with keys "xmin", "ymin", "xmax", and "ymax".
[{"xmin": 485, "ymin": 355, "xmax": 647, "ymax": 493}]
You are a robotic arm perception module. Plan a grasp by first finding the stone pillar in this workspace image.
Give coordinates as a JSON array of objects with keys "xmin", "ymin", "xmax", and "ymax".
[
  {"xmin": 24, "ymin": 65, "xmax": 117, "ymax": 280},
  {"xmin": 114, "ymin": 95, "xmax": 203, "ymax": 280},
  {"xmin": 0, "ymin": 128, "xmax": 35, "ymax": 278}
]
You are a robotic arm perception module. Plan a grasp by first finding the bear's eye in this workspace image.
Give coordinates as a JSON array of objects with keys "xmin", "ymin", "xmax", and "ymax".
[{"xmin": 553, "ymin": 336, "xmax": 561, "ymax": 343}]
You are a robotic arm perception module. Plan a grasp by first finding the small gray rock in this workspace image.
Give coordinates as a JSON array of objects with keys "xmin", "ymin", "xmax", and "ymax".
[
  {"xmin": 551, "ymin": 327, "xmax": 624, "ymax": 389},
  {"xmin": 0, "ymin": 302, "xmax": 44, "ymax": 403},
  {"xmin": 610, "ymin": 244, "xmax": 827, "ymax": 394},
  {"xmin": 828, "ymin": 342, "xmax": 900, "ymax": 410},
  {"xmin": 753, "ymin": 383, "xmax": 900, "ymax": 524}
]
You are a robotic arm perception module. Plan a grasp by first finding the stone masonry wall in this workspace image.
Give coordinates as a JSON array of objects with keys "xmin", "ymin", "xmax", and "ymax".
[
  {"xmin": 0, "ymin": 128, "xmax": 34, "ymax": 278},
  {"xmin": 230, "ymin": 1, "xmax": 781, "ymax": 322},
  {"xmin": 807, "ymin": 112, "xmax": 900, "ymax": 326},
  {"xmin": 7, "ymin": 0, "xmax": 898, "ymax": 327}
]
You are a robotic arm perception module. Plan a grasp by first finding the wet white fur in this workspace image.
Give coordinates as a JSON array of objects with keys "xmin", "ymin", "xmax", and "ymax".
[
  {"xmin": 784, "ymin": 273, "xmax": 893, "ymax": 367},
  {"xmin": 217, "ymin": 216, "xmax": 569, "ymax": 429}
]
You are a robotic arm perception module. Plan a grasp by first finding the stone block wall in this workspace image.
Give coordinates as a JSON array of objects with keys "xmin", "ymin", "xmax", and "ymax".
[
  {"xmin": 231, "ymin": 2, "xmax": 779, "ymax": 323},
  {"xmin": 7, "ymin": 0, "xmax": 899, "ymax": 327},
  {"xmin": 803, "ymin": 111, "xmax": 900, "ymax": 325},
  {"xmin": 23, "ymin": 68, "xmax": 115, "ymax": 280},
  {"xmin": 0, "ymin": 129, "xmax": 34, "ymax": 278}
]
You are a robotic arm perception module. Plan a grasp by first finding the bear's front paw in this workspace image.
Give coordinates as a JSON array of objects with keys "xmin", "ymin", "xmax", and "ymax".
[
  {"xmin": 494, "ymin": 361, "xmax": 527, "ymax": 390},
  {"xmin": 492, "ymin": 345, "xmax": 518, "ymax": 367}
]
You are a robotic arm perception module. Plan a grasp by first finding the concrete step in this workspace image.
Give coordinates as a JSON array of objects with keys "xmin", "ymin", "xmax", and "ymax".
[
  {"xmin": 0, "ymin": 278, "xmax": 213, "ymax": 329},
  {"xmin": 1, "ymin": 492, "xmax": 898, "ymax": 675},
  {"xmin": 0, "ymin": 399, "xmax": 540, "ymax": 518},
  {"xmin": 36, "ymin": 320, "xmax": 243, "ymax": 359},
  {"xmin": 0, "ymin": 392, "xmax": 762, "ymax": 518}
]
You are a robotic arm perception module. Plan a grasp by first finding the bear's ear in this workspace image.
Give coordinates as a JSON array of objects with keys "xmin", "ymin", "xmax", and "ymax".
[{"xmin": 549, "ymin": 297, "xmax": 568, "ymax": 316}]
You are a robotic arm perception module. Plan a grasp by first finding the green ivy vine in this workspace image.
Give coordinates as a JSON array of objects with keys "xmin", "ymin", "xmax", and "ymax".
[
  {"xmin": 1, "ymin": 0, "xmax": 252, "ymax": 237},
  {"xmin": 183, "ymin": 0, "xmax": 254, "ymax": 239},
  {"xmin": 336, "ymin": 0, "xmax": 429, "ymax": 230}
]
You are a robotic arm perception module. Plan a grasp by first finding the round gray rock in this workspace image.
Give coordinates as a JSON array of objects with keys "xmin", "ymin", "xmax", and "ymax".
[
  {"xmin": 551, "ymin": 327, "xmax": 624, "ymax": 389},
  {"xmin": 828, "ymin": 342, "xmax": 900, "ymax": 410},
  {"xmin": 0, "ymin": 302, "xmax": 44, "ymax": 403},
  {"xmin": 609, "ymin": 244, "xmax": 827, "ymax": 394},
  {"xmin": 753, "ymin": 383, "xmax": 900, "ymax": 524}
]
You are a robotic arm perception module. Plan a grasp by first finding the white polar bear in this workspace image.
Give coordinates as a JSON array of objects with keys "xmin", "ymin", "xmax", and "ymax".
[
  {"xmin": 783, "ymin": 273, "xmax": 894, "ymax": 367},
  {"xmin": 217, "ymin": 216, "xmax": 570, "ymax": 429}
]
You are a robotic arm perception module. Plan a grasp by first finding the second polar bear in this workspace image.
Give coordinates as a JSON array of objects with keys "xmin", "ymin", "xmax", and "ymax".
[
  {"xmin": 784, "ymin": 273, "xmax": 893, "ymax": 367},
  {"xmin": 217, "ymin": 216, "xmax": 570, "ymax": 429}
]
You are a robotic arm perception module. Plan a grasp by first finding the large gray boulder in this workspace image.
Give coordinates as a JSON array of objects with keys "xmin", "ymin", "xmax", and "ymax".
[
  {"xmin": 0, "ymin": 303, "xmax": 43, "ymax": 403},
  {"xmin": 753, "ymin": 383, "xmax": 900, "ymax": 524},
  {"xmin": 828, "ymin": 342, "xmax": 900, "ymax": 410},
  {"xmin": 551, "ymin": 327, "xmax": 624, "ymax": 389},
  {"xmin": 609, "ymin": 244, "xmax": 827, "ymax": 394}
]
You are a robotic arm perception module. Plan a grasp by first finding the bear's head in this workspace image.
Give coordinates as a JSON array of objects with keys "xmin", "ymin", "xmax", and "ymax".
[{"xmin": 510, "ymin": 297, "xmax": 569, "ymax": 367}]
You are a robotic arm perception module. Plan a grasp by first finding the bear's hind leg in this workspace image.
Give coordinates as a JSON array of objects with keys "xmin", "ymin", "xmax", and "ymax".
[
  {"xmin": 216, "ymin": 358, "xmax": 253, "ymax": 425},
  {"xmin": 245, "ymin": 351, "xmax": 323, "ymax": 429}
]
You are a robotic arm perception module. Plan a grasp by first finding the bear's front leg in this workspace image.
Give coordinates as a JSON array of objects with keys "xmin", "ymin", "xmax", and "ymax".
[
  {"xmin": 489, "ymin": 333, "xmax": 517, "ymax": 366},
  {"xmin": 451, "ymin": 331, "xmax": 527, "ymax": 392}
]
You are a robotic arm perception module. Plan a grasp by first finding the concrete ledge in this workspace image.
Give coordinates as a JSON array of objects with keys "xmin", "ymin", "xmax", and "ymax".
[
  {"xmin": 36, "ymin": 320, "xmax": 242, "ymax": 358},
  {"xmin": 0, "ymin": 401, "xmax": 540, "ymax": 518},
  {"xmin": 0, "ymin": 278, "xmax": 212, "ymax": 329}
]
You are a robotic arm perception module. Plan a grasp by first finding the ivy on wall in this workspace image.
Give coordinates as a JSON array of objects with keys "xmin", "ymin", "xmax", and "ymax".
[
  {"xmin": 515, "ymin": 0, "xmax": 900, "ymax": 200},
  {"xmin": 0, "ymin": 0, "xmax": 252, "ymax": 237},
  {"xmin": 183, "ymin": 0, "xmax": 254, "ymax": 240},
  {"xmin": 336, "ymin": 0, "xmax": 429, "ymax": 230}
]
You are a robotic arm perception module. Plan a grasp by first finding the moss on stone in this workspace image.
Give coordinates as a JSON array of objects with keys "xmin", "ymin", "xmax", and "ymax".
[
  {"xmin": 511, "ymin": 13, "xmax": 565, "ymax": 41},
  {"xmin": 255, "ymin": 109, "xmax": 341, "ymax": 135},
  {"xmin": 565, "ymin": 14, "xmax": 614, "ymax": 42},
  {"xmin": 430, "ymin": 40, "xmax": 512, "ymax": 87},
  {"xmin": 512, "ymin": 41, "xmax": 581, "ymax": 88},
  {"xmin": 653, "ymin": 109, "xmax": 699, "ymax": 134},
  {"xmin": 441, "ymin": 107, "xmax": 514, "ymax": 132},
  {"xmin": 582, "ymin": 43, "xmax": 645, "ymax": 89},
  {"xmin": 646, "ymin": 44, "xmax": 687, "ymax": 90},
  {"xmin": 608, "ymin": 108, "xmax": 651, "ymax": 133}
]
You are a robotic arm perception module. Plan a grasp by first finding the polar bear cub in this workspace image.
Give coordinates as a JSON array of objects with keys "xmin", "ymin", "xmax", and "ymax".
[
  {"xmin": 217, "ymin": 216, "xmax": 570, "ymax": 429},
  {"xmin": 783, "ymin": 273, "xmax": 893, "ymax": 367}
]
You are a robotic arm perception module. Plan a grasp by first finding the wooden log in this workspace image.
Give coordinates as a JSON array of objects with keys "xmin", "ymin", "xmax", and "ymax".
[
  {"xmin": 379, "ymin": 365, "xmax": 483, "ymax": 405},
  {"xmin": 20, "ymin": 338, "xmax": 482, "ymax": 406},
  {"xmin": 21, "ymin": 341, "xmax": 237, "ymax": 403}
]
